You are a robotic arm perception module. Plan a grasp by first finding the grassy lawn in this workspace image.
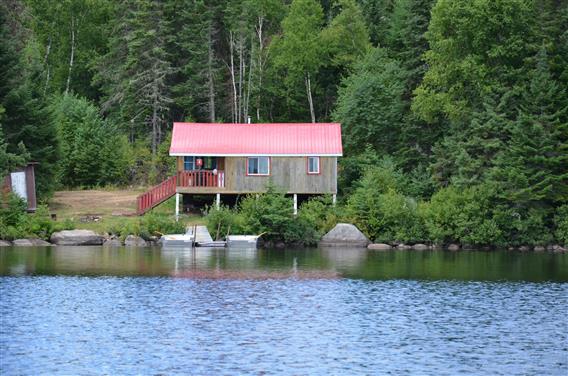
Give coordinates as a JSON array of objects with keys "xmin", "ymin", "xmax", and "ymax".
[{"xmin": 49, "ymin": 189, "xmax": 205, "ymax": 234}]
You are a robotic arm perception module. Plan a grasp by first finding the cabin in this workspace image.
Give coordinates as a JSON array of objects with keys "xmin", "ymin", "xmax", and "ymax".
[{"xmin": 136, "ymin": 122, "xmax": 342, "ymax": 215}]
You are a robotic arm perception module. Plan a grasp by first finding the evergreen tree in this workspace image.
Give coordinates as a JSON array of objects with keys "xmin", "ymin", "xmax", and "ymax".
[
  {"xmin": 0, "ymin": 5, "xmax": 59, "ymax": 197},
  {"xmin": 333, "ymin": 48, "xmax": 405, "ymax": 156},
  {"xmin": 413, "ymin": 0, "xmax": 538, "ymax": 123},
  {"xmin": 492, "ymin": 50, "xmax": 568, "ymax": 206}
]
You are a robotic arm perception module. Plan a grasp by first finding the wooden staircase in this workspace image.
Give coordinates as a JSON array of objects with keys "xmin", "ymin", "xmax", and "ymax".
[{"xmin": 137, "ymin": 175, "xmax": 177, "ymax": 215}]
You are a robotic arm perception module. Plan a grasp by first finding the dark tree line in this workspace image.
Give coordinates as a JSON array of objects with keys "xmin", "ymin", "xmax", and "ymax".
[{"xmin": 1, "ymin": 0, "xmax": 567, "ymax": 245}]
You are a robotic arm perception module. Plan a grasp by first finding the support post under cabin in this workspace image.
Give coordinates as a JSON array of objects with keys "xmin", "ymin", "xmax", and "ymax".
[
  {"xmin": 293, "ymin": 194, "xmax": 298, "ymax": 216},
  {"xmin": 175, "ymin": 193, "xmax": 180, "ymax": 221},
  {"xmin": 332, "ymin": 194, "xmax": 336, "ymax": 206},
  {"xmin": 216, "ymin": 193, "xmax": 220, "ymax": 210}
]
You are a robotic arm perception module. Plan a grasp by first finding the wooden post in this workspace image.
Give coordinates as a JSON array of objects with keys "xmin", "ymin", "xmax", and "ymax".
[
  {"xmin": 293, "ymin": 194, "xmax": 298, "ymax": 216},
  {"xmin": 216, "ymin": 193, "xmax": 221, "ymax": 210},
  {"xmin": 332, "ymin": 194, "xmax": 337, "ymax": 206},
  {"xmin": 175, "ymin": 193, "xmax": 180, "ymax": 221}
]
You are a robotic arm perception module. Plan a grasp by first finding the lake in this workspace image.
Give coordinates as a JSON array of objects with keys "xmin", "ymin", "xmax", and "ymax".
[{"xmin": 1, "ymin": 246, "xmax": 567, "ymax": 375}]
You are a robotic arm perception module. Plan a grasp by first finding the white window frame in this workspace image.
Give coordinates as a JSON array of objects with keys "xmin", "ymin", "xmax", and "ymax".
[
  {"xmin": 307, "ymin": 156, "xmax": 320, "ymax": 174},
  {"xmin": 247, "ymin": 156, "xmax": 270, "ymax": 176}
]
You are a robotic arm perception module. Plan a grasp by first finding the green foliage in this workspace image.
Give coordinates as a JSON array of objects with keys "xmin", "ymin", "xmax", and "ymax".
[
  {"xmin": 413, "ymin": 0, "xmax": 538, "ymax": 123},
  {"xmin": 422, "ymin": 185, "xmax": 502, "ymax": 246},
  {"xmin": 0, "ymin": 194, "xmax": 74, "ymax": 240},
  {"xmin": 553, "ymin": 205, "xmax": 568, "ymax": 244},
  {"xmin": 49, "ymin": 94, "xmax": 130, "ymax": 187},
  {"xmin": 346, "ymin": 166, "xmax": 426, "ymax": 243},
  {"xmin": 333, "ymin": 48, "xmax": 405, "ymax": 156},
  {"xmin": 106, "ymin": 213, "xmax": 185, "ymax": 241},
  {"xmin": 205, "ymin": 205, "xmax": 245, "ymax": 240},
  {"xmin": 297, "ymin": 196, "xmax": 342, "ymax": 238},
  {"xmin": 204, "ymin": 183, "xmax": 321, "ymax": 245}
]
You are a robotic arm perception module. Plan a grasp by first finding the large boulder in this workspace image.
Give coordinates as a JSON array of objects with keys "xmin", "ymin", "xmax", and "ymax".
[
  {"xmin": 50, "ymin": 230, "xmax": 104, "ymax": 246},
  {"xmin": 0, "ymin": 240, "xmax": 12, "ymax": 247},
  {"xmin": 319, "ymin": 223, "xmax": 370, "ymax": 248},
  {"xmin": 124, "ymin": 235, "xmax": 147, "ymax": 247},
  {"xmin": 13, "ymin": 239, "xmax": 53, "ymax": 247}
]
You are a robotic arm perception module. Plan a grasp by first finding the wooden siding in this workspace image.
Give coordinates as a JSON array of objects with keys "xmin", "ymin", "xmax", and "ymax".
[
  {"xmin": 225, "ymin": 157, "xmax": 336, "ymax": 194},
  {"xmin": 176, "ymin": 156, "xmax": 337, "ymax": 194}
]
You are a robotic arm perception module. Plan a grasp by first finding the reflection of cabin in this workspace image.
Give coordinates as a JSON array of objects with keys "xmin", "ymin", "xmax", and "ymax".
[
  {"xmin": 137, "ymin": 123, "xmax": 342, "ymax": 215},
  {"xmin": 1, "ymin": 163, "xmax": 38, "ymax": 212}
]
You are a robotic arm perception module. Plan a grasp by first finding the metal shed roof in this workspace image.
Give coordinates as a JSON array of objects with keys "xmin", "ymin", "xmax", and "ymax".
[{"xmin": 169, "ymin": 122, "xmax": 343, "ymax": 156}]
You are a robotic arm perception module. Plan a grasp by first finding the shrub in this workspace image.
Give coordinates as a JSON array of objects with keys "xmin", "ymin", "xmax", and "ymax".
[
  {"xmin": 205, "ymin": 205, "xmax": 245, "ymax": 240},
  {"xmin": 0, "ymin": 195, "xmax": 75, "ymax": 240},
  {"xmin": 298, "ymin": 196, "xmax": 342, "ymax": 237},
  {"xmin": 554, "ymin": 205, "xmax": 568, "ymax": 244},
  {"xmin": 422, "ymin": 185, "xmax": 501, "ymax": 246}
]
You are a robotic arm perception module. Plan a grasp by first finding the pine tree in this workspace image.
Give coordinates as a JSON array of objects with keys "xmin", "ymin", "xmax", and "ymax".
[{"xmin": 492, "ymin": 49, "xmax": 568, "ymax": 206}]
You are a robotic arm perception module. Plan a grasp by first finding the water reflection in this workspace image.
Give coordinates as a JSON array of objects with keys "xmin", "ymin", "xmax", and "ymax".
[{"xmin": 1, "ymin": 246, "xmax": 566, "ymax": 282}]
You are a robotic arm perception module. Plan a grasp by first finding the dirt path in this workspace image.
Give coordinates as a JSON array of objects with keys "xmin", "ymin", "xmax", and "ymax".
[{"xmin": 50, "ymin": 190, "xmax": 142, "ymax": 218}]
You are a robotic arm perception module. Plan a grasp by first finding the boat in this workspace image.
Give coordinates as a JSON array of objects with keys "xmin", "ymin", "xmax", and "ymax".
[
  {"xmin": 226, "ymin": 234, "xmax": 263, "ymax": 248},
  {"xmin": 160, "ymin": 233, "xmax": 195, "ymax": 248}
]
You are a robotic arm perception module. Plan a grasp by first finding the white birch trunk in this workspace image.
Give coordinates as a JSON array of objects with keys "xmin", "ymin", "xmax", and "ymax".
[
  {"xmin": 229, "ymin": 32, "xmax": 238, "ymax": 123},
  {"xmin": 207, "ymin": 24, "xmax": 216, "ymax": 122},
  {"xmin": 65, "ymin": 16, "xmax": 76, "ymax": 95},
  {"xmin": 43, "ymin": 35, "xmax": 52, "ymax": 96},
  {"xmin": 306, "ymin": 72, "xmax": 316, "ymax": 123}
]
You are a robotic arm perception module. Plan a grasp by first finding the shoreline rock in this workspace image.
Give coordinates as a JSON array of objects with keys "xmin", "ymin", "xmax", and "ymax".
[
  {"xmin": 13, "ymin": 239, "xmax": 53, "ymax": 247},
  {"xmin": 124, "ymin": 235, "xmax": 147, "ymax": 247},
  {"xmin": 367, "ymin": 243, "xmax": 392, "ymax": 250},
  {"xmin": 0, "ymin": 240, "xmax": 12, "ymax": 247},
  {"xmin": 50, "ymin": 230, "xmax": 104, "ymax": 246},
  {"xmin": 319, "ymin": 223, "xmax": 370, "ymax": 248}
]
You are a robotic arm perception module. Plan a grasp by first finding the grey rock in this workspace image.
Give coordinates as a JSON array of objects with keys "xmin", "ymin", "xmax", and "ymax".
[
  {"xmin": 274, "ymin": 241, "xmax": 286, "ymax": 249},
  {"xmin": 533, "ymin": 246, "xmax": 545, "ymax": 252},
  {"xmin": 0, "ymin": 240, "xmax": 12, "ymax": 247},
  {"xmin": 124, "ymin": 235, "xmax": 147, "ymax": 247},
  {"xmin": 367, "ymin": 243, "xmax": 392, "ymax": 250},
  {"xmin": 518, "ymin": 245, "xmax": 530, "ymax": 252},
  {"xmin": 50, "ymin": 229, "xmax": 104, "ymax": 246},
  {"xmin": 553, "ymin": 245, "xmax": 566, "ymax": 253},
  {"xmin": 447, "ymin": 244, "xmax": 460, "ymax": 251},
  {"xmin": 319, "ymin": 223, "xmax": 370, "ymax": 248},
  {"xmin": 103, "ymin": 238, "xmax": 123, "ymax": 247},
  {"xmin": 13, "ymin": 239, "xmax": 53, "ymax": 247},
  {"xmin": 397, "ymin": 244, "xmax": 412, "ymax": 250},
  {"xmin": 412, "ymin": 243, "xmax": 429, "ymax": 251}
]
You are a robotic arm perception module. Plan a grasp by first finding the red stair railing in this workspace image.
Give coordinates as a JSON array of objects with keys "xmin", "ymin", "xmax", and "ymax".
[{"xmin": 136, "ymin": 175, "xmax": 177, "ymax": 215}]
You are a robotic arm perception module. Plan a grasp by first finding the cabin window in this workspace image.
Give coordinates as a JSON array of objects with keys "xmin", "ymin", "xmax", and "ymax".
[
  {"xmin": 183, "ymin": 156, "xmax": 195, "ymax": 170},
  {"xmin": 203, "ymin": 157, "xmax": 217, "ymax": 170},
  {"xmin": 247, "ymin": 157, "xmax": 270, "ymax": 175},
  {"xmin": 307, "ymin": 156, "xmax": 320, "ymax": 174}
]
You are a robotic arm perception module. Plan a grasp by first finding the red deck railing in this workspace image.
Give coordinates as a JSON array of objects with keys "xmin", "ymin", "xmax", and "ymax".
[
  {"xmin": 136, "ymin": 170, "xmax": 225, "ymax": 215},
  {"xmin": 179, "ymin": 170, "xmax": 225, "ymax": 188},
  {"xmin": 136, "ymin": 175, "xmax": 177, "ymax": 215}
]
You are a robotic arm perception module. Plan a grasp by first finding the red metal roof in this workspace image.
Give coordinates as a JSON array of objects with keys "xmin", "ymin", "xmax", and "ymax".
[{"xmin": 170, "ymin": 123, "xmax": 343, "ymax": 156}]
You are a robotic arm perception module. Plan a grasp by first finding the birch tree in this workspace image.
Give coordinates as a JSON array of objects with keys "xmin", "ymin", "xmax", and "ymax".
[{"xmin": 270, "ymin": 0, "xmax": 324, "ymax": 123}]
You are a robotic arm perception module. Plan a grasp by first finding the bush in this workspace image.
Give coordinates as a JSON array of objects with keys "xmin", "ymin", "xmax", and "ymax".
[
  {"xmin": 0, "ymin": 195, "xmax": 75, "ymax": 240},
  {"xmin": 298, "ymin": 196, "xmax": 342, "ymax": 237},
  {"xmin": 345, "ymin": 165, "xmax": 427, "ymax": 243},
  {"xmin": 107, "ymin": 213, "xmax": 185, "ymax": 240},
  {"xmin": 204, "ymin": 183, "xmax": 321, "ymax": 245},
  {"xmin": 205, "ymin": 205, "xmax": 245, "ymax": 240},
  {"xmin": 422, "ymin": 185, "xmax": 502, "ymax": 246},
  {"xmin": 554, "ymin": 205, "xmax": 568, "ymax": 244}
]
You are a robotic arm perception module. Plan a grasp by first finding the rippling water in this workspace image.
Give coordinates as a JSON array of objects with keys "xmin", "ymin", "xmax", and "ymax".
[{"xmin": 1, "ymin": 247, "xmax": 567, "ymax": 375}]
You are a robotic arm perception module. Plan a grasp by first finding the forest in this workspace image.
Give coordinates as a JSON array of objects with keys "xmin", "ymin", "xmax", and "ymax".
[{"xmin": 1, "ymin": 0, "xmax": 567, "ymax": 246}]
